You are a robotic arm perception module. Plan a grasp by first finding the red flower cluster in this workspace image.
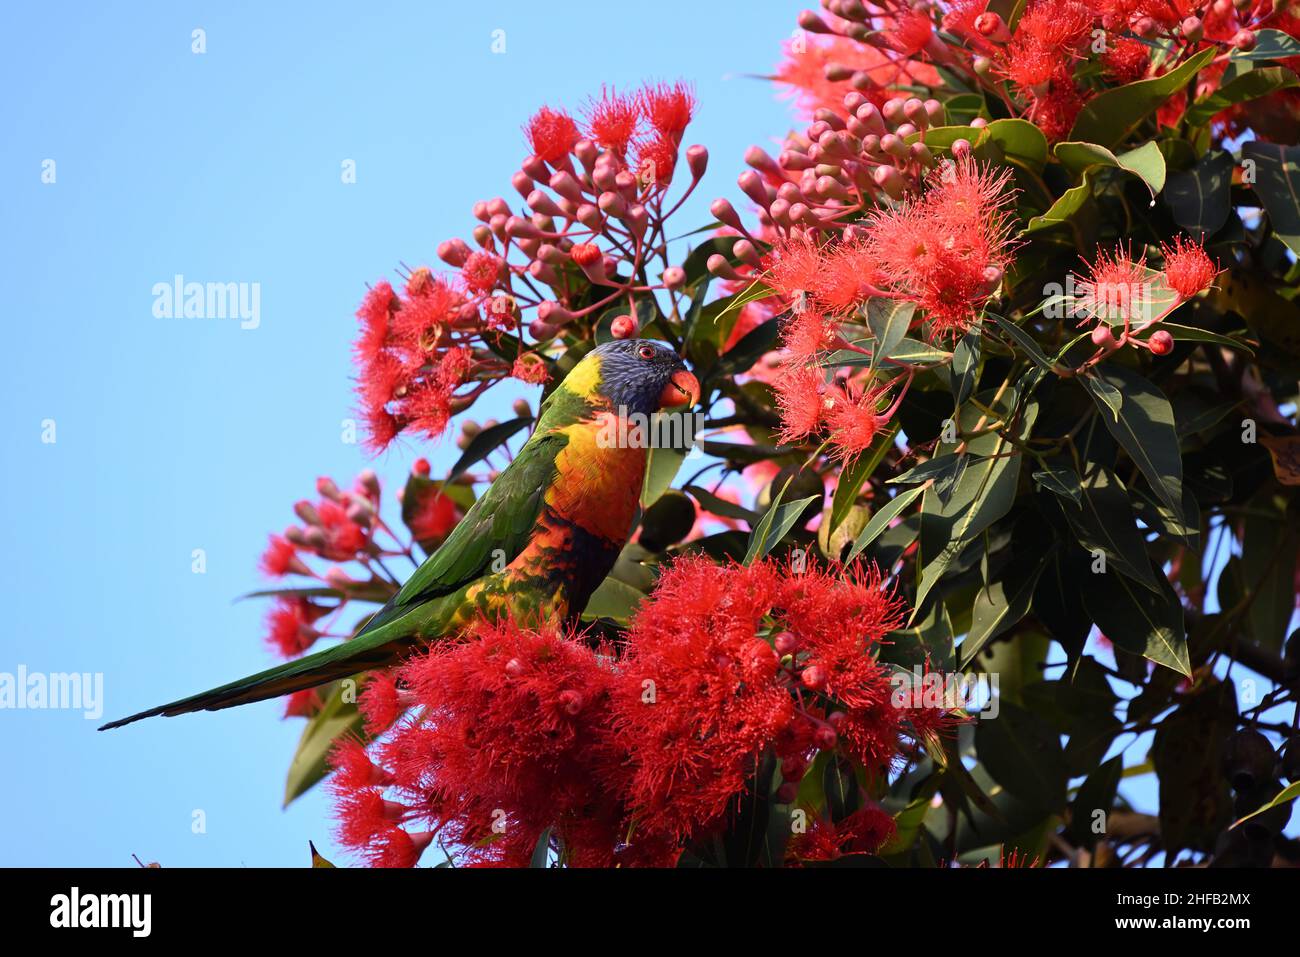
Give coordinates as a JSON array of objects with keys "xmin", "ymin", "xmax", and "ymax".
[
  {"xmin": 328, "ymin": 554, "xmax": 957, "ymax": 867},
  {"xmin": 351, "ymin": 82, "xmax": 708, "ymax": 452}
]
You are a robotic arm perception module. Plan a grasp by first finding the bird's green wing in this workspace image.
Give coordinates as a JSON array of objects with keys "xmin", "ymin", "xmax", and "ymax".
[{"xmin": 357, "ymin": 428, "xmax": 568, "ymax": 635}]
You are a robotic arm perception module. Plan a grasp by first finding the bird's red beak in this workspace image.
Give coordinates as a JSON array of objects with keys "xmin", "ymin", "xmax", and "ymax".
[{"xmin": 659, "ymin": 369, "xmax": 700, "ymax": 408}]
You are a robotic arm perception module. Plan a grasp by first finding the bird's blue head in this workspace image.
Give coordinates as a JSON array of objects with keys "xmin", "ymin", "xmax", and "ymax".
[{"xmin": 584, "ymin": 339, "xmax": 700, "ymax": 417}]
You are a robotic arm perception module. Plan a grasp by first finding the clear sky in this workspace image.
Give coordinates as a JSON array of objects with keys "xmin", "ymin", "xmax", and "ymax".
[{"xmin": 0, "ymin": 0, "xmax": 797, "ymax": 866}]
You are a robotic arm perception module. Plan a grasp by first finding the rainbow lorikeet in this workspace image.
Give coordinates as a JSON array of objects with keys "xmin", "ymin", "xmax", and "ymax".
[{"xmin": 101, "ymin": 340, "xmax": 699, "ymax": 730}]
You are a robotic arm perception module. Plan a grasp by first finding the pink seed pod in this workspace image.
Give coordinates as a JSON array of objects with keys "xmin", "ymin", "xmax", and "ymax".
[
  {"xmin": 662, "ymin": 266, "xmax": 686, "ymax": 291},
  {"xmin": 610, "ymin": 314, "xmax": 639, "ymax": 339}
]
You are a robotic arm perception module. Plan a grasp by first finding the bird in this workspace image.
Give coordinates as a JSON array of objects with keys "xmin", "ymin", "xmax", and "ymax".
[{"xmin": 101, "ymin": 339, "xmax": 700, "ymax": 729}]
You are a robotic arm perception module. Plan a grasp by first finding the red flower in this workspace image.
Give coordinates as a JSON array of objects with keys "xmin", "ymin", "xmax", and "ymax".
[
  {"xmin": 887, "ymin": 11, "xmax": 934, "ymax": 56},
  {"xmin": 1075, "ymin": 243, "xmax": 1149, "ymax": 323},
  {"xmin": 1160, "ymin": 234, "xmax": 1218, "ymax": 300},
  {"xmin": 788, "ymin": 805, "xmax": 897, "ymax": 862},
  {"xmin": 523, "ymin": 106, "xmax": 579, "ymax": 164},
  {"xmin": 265, "ymin": 597, "xmax": 323, "ymax": 659},
  {"xmin": 405, "ymin": 489, "xmax": 462, "ymax": 546},
  {"xmin": 640, "ymin": 81, "xmax": 696, "ymax": 140},
  {"xmin": 773, "ymin": 362, "xmax": 829, "ymax": 444},
  {"xmin": 259, "ymin": 534, "xmax": 302, "ymax": 577},
  {"xmin": 584, "ymin": 86, "xmax": 641, "ymax": 158},
  {"xmin": 461, "ymin": 251, "xmax": 503, "ymax": 294},
  {"xmin": 825, "ymin": 378, "xmax": 898, "ymax": 463}
]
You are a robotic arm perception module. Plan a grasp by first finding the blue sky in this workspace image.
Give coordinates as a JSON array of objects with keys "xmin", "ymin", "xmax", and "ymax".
[{"xmin": 0, "ymin": 1, "xmax": 796, "ymax": 866}]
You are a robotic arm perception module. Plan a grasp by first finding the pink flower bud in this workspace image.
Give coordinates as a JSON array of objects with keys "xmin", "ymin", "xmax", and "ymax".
[
  {"xmin": 974, "ymin": 11, "xmax": 1011, "ymax": 41},
  {"xmin": 773, "ymin": 631, "xmax": 799, "ymax": 655},
  {"xmin": 472, "ymin": 200, "xmax": 490, "ymax": 222},
  {"xmin": 1091, "ymin": 324, "xmax": 1117, "ymax": 348},
  {"xmin": 610, "ymin": 314, "xmax": 639, "ymax": 339},
  {"xmin": 686, "ymin": 144, "xmax": 708, "ymax": 180},
  {"xmin": 744, "ymin": 145, "xmax": 780, "ymax": 177},
  {"xmin": 558, "ymin": 690, "xmax": 583, "ymax": 715},
  {"xmin": 294, "ymin": 500, "xmax": 321, "ymax": 526},
  {"xmin": 486, "ymin": 197, "xmax": 510, "ymax": 218},
  {"xmin": 738, "ymin": 169, "xmax": 771, "ymax": 208},
  {"xmin": 732, "ymin": 239, "xmax": 763, "ymax": 267},
  {"xmin": 1149, "ymin": 329, "xmax": 1175, "ymax": 355},
  {"xmin": 576, "ymin": 204, "xmax": 603, "ymax": 230},
  {"xmin": 526, "ymin": 190, "xmax": 563, "ymax": 218},
  {"xmin": 528, "ymin": 260, "xmax": 559, "ymax": 285},
  {"xmin": 505, "ymin": 658, "xmax": 525, "ymax": 677},
  {"xmin": 597, "ymin": 190, "xmax": 627, "ymax": 218},
  {"xmin": 437, "ymin": 238, "xmax": 470, "ymax": 267},
  {"xmin": 707, "ymin": 254, "xmax": 743, "ymax": 281},
  {"xmin": 537, "ymin": 300, "xmax": 576, "ymax": 327},
  {"xmin": 529, "ymin": 317, "xmax": 557, "ymax": 340},
  {"xmin": 574, "ymin": 139, "xmax": 598, "ymax": 170},
  {"xmin": 903, "ymin": 97, "xmax": 929, "ymax": 130},
  {"xmin": 520, "ymin": 155, "xmax": 549, "ymax": 181},
  {"xmin": 662, "ymin": 266, "xmax": 686, "ymax": 290},
  {"xmin": 536, "ymin": 243, "xmax": 566, "ymax": 265},
  {"xmin": 969, "ymin": 117, "xmax": 988, "ymax": 129},
  {"xmin": 801, "ymin": 663, "xmax": 827, "ymax": 690},
  {"xmin": 814, "ymin": 726, "xmax": 838, "ymax": 750},
  {"xmin": 1232, "ymin": 29, "xmax": 1256, "ymax": 51},
  {"xmin": 951, "ymin": 138, "xmax": 973, "ymax": 160},
  {"xmin": 548, "ymin": 170, "xmax": 584, "ymax": 202},
  {"xmin": 505, "ymin": 216, "xmax": 540, "ymax": 239},
  {"xmin": 797, "ymin": 10, "xmax": 833, "ymax": 32},
  {"xmin": 873, "ymin": 165, "xmax": 907, "ymax": 199},
  {"xmin": 626, "ymin": 204, "xmax": 648, "ymax": 239},
  {"xmin": 511, "ymin": 171, "xmax": 532, "ymax": 199},
  {"xmin": 709, "ymin": 197, "xmax": 745, "ymax": 232},
  {"xmin": 315, "ymin": 477, "xmax": 341, "ymax": 501},
  {"xmin": 324, "ymin": 566, "xmax": 356, "ymax": 590},
  {"xmin": 882, "ymin": 97, "xmax": 906, "ymax": 128},
  {"xmin": 1180, "ymin": 16, "xmax": 1203, "ymax": 41}
]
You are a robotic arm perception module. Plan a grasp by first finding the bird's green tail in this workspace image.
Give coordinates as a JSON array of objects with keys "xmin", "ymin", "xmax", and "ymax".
[{"xmin": 99, "ymin": 613, "xmax": 427, "ymax": 730}]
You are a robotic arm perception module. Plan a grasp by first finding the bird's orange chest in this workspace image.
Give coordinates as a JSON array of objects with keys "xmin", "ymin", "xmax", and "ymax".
[{"xmin": 544, "ymin": 414, "xmax": 648, "ymax": 543}]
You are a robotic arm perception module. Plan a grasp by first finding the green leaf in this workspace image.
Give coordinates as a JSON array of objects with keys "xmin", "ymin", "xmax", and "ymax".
[
  {"xmin": 640, "ymin": 445, "xmax": 686, "ymax": 509},
  {"xmin": 1243, "ymin": 141, "xmax": 1300, "ymax": 257},
  {"xmin": 1152, "ymin": 678, "xmax": 1236, "ymax": 855},
  {"xmin": 1185, "ymin": 65, "xmax": 1299, "ymax": 127},
  {"xmin": 284, "ymin": 679, "xmax": 365, "ymax": 808},
  {"xmin": 309, "ymin": 841, "xmax": 337, "ymax": 868},
  {"xmin": 1163, "ymin": 148, "xmax": 1233, "ymax": 238},
  {"xmin": 446, "ymin": 416, "xmax": 532, "ymax": 484},
  {"xmin": 1241, "ymin": 494, "xmax": 1298, "ymax": 651},
  {"xmin": 990, "ymin": 311, "xmax": 1055, "ymax": 370},
  {"xmin": 581, "ymin": 576, "xmax": 646, "ymax": 626},
  {"xmin": 1081, "ymin": 364, "xmax": 1185, "ymax": 524},
  {"xmin": 864, "ymin": 298, "xmax": 916, "ymax": 372},
  {"xmin": 684, "ymin": 484, "xmax": 759, "ymax": 524},
  {"xmin": 1056, "ymin": 465, "xmax": 1160, "ymax": 592},
  {"xmin": 744, "ymin": 481, "xmax": 818, "ymax": 565},
  {"xmin": 1232, "ymin": 781, "xmax": 1300, "ymax": 829},
  {"xmin": 980, "ymin": 117, "xmax": 1049, "ymax": 170},
  {"xmin": 958, "ymin": 549, "xmax": 1048, "ymax": 668},
  {"xmin": 1069, "ymin": 48, "xmax": 1216, "ymax": 148},
  {"xmin": 1067, "ymin": 756, "xmax": 1123, "ymax": 850},
  {"xmin": 828, "ymin": 337, "xmax": 953, "ymax": 367},
  {"xmin": 1032, "ymin": 463, "xmax": 1082, "ymax": 504},
  {"xmin": 975, "ymin": 701, "xmax": 1068, "ymax": 813},
  {"xmin": 1082, "ymin": 566, "xmax": 1191, "ymax": 676},
  {"xmin": 845, "ymin": 485, "xmax": 925, "ymax": 563},
  {"xmin": 951, "ymin": 331, "xmax": 980, "ymax": 406},
  {"xmin": 828, "ymin": 421, "xmax": 899, "ymax": 535},
  {"xmin": 1054, "ymin": 140, "xmax": 1167, "ymax": 195},
  {"xmin": 530, "ymin": 828, "xmax": 553, "ymax": 868}
]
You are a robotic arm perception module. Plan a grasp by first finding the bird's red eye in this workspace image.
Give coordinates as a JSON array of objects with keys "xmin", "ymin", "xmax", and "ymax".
[{"xmin": 638, "ymin": 345, "xmax": 655, "ymax": 360}]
